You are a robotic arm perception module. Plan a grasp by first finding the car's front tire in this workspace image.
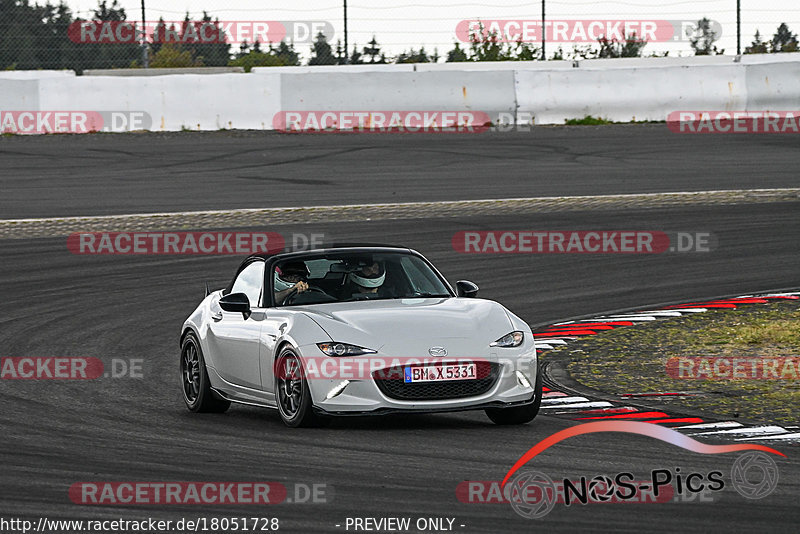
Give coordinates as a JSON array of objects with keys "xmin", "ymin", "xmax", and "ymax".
[
  {"xmin": 485, "ymin": 368, "xmax": 542, "ymax": 425},
  {"xmin": 275, "ymin": 348, "xmax": 328, "ymax": 428},
  {"xmin": 181, "ymin": 333, "xmax": 230, "ymax": 413}
]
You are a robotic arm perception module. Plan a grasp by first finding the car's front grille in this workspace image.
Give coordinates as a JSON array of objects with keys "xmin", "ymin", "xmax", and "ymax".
[{"xmin": 372, "ymin": 361, "xmax": 500, "ymax": 401}]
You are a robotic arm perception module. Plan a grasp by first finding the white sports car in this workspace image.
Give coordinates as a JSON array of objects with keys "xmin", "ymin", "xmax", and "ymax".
[{"xmin": 180, "ymin": 245, "xmax": 541, "ymax": 427}]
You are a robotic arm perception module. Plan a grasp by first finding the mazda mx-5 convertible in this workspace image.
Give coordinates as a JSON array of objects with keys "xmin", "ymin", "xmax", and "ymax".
[{"xmin": 180, "ymin": 245, "xmax": 541, "ymax": 427}]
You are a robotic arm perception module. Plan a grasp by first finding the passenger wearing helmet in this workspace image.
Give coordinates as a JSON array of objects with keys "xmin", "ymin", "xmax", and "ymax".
[
  {"xmin": 347, "ymin": 260, "xmax": 386, "ymax": 297},
  {"xmin": 274, "ymin": 261, "xmax": 310, "ymax": 304}
]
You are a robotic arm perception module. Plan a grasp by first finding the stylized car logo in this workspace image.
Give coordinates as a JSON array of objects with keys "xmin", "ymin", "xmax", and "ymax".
[{"xmin": 428, "ymin": 347, "xmax": 447, "ymax": 357}]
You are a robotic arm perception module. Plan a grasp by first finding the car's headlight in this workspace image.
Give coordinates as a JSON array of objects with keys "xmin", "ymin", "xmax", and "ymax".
[
  {"xmin": 490, "ymin": 331, "xmax": 524, "ymax": 347},
  {"xmin": 317, "ymin": 342, "xmax": 377, "ymax": 357}
]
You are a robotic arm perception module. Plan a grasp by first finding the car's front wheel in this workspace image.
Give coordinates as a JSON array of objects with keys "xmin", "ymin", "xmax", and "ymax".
[
  {"xmin": 485, "ymin": 368, "xmax": 542, "ymax": 425},
  {"xmin": 275, "ymin": 348, "xmax": 328, "ymax": 428},
  {"xmin": 181, "ymin": 333, "xmax": 230, "ymax": 413}
]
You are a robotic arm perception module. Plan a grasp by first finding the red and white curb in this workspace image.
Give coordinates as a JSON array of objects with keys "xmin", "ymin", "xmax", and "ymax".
[{"xmin": 535, "ymin": 292, "xmax": 800, "ymax": 443}]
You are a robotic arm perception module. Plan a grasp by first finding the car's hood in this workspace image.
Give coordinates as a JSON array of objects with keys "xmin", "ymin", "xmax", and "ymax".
[{"xmin": 293, "ymin": 297, "xmax": 515, "ymax": 357}]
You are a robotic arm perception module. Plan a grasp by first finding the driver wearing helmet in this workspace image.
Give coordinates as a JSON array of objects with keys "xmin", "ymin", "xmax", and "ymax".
[
  {"xmin": 274, "ymin": 261, "xmax": 310, "ymax": 303},
  {"xmin": 348, "ymin": 260, "xmax": 386, "ymax": 296}
]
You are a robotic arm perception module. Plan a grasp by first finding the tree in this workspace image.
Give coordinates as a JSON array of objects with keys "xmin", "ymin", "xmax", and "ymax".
[
  {"xmin": 507, "ymin": 40, "xmax": 539, "ymax": 61},
  {"xmin": 395, "ymin": 47, "xmax": 430, "ymax": 63},
  {"xmin": 229, "ymin": 40, "xmax": 299, "ymax": 71},
  {"xmin": 744, "ymin": 30, "xmax": 769, "ymax": 54},
  {"xmin": 362, "ymin": 36, "xmax": 386, "ymax": 63},
  {"xmin": 597, "ymin": 32, "xmax": 647, "ymax": 58},
  {"xmin": 690, "ymin": 18, "xmax": 723, "ymax": 55},
  {"xmin": 149, "ymin": 43, "xmax": 202, "ymax": 67},
  {"xmin": 93, "ymin": 0, "xmax": 125, "ymax": 21},
  {"xmin": 334, "ymin": 40, "xmax": 346, "ymax": 64},
  {"xmin": 771, "ymin": 23, "xmax": 798, "ymax": 53},
  {"xmin": 446, "ymin": 23, "xmax": 541, "ymax": 62},
  {"xmin": 349, "ymin": 44, "xmax": 363, "ymax": 64},
  {"xmin": 149, "ymin": 18, "xmax": 168, "ymax": 56},
  {"xmin": 468, "ymin": 25, "xmax": 504, "ymax": 61},
  {"xmin": 178, "ymin": 12, "xmax": 230, "ymax": 66},
  {"xmin": 272, "ymin": 41, "xmax": 299, "ymax": 66},
  {"xmin": 309, "ymin": 31, "xmax": 336, "ymax": 65},
  {"xmin": 446, "ymin": 42, "xmax": 468, "ymax": 62}
]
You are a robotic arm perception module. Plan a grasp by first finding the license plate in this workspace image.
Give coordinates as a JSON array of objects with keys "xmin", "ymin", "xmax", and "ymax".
[{"xmin": 404, "ymin": 363, "xmax": 477, "ymax": 383}]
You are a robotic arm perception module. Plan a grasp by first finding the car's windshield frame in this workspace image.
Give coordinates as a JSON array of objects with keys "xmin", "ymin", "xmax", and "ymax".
[{"xmin": 263, "ymin": 248, "xmax": 455, "ymax": 308}]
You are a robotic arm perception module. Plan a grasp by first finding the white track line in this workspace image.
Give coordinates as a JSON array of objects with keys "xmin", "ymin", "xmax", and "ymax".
[
  {"xmin": 593, "ymin": 316, "xmax": 658, "ymax": 321},
  {"xmin": 691, "ymin": 425, "xmax": 788, "ymax": 437},
  {"xmin": 676, "ymin": 421, "xmax": 743, "ymax": 430},
  {"xmin": 541, "ymin": 396, "xmax": 589, "ymax": 404},
  {"xmin": 3, "ymin": 188, "xmax": 798, "ymax": 225},
  {"xmin": 541, "ymin": 402, "xmax": 615, "ymax": 410},
  {"xmin": 737, "ymin": 432, "xmax": 800, "ymax": 441}
]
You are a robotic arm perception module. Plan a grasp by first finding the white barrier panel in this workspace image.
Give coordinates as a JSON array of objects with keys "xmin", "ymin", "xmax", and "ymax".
[
  {"xmin": 579, "ymin": 55, "xmax": 736, "ymax": 69},
  {"xmin": 279, "ymin": 71, "xmax": 516, "ymax": 124},
  {"xmin": 0, "ymin": 70, "xmax": 75, "ymax": 79},
  {"xmin": 740, "ymin": 52, "xmax": 800, "ymax": 64},
  {"xmin": 745, "ymin": 61, "xmax": 800, "ymax": 110},
  {"xmin": 255, "ymin": 61, "xmax": 576, "ymax": 75},
  {"xmin": 37, "ymin": 73, "xmax": 281, "ymax": 131},
  {"xmin": 3, "ymin": 58, "xmax": 799, "ymax": 133},
  {"xmin": 253, "ymin": 64, "xmax": 416, "ymax": 74},
  {"xmin": 515, "ymin": 64, "xmax": 747, "ymax": 124},
  {"xmin": 0, "ymin": 79, "xmax": 40, "ymax": 110},
  {"xmin": 413, "ymin": 60, "xmax": 575, "ymax": 71}
]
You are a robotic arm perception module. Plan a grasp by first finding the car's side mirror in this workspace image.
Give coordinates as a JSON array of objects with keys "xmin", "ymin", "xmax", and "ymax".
[
  {"xmin": 219, "ymin": 292, "xmax": 252, "ymax": 319},
  {"xmin": 456, "ymin": 280, "xmax": 479, "ymax": 298}
]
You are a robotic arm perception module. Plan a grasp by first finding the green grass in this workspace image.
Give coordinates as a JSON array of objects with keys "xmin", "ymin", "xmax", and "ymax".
[
  {"xmin": 564, "ymin": 115, "xmax": 612, "ymax": 125},
  {"xmin": 546, "ymin": 301, "xmax": 800, "ymax": 425}
]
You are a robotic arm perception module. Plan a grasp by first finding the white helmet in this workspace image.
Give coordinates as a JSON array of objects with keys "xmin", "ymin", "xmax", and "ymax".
[{"xmin": 349, "ymin": 261, "xmax": 385, "ymax": 288}]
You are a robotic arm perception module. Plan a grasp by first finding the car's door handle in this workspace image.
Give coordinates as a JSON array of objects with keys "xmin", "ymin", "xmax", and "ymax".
[{"xmin": 211, "ymin": 311, "xmax": 223, "ymax": 321}]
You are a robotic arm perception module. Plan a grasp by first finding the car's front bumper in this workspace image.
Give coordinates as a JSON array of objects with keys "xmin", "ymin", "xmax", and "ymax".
[
  {"xmin": 313, "ymin": 393, "xmax": 538, "ymax": 417},
  {"xmin": 301, "ymin": 348, "xmax": 539, "ymax": 415}
]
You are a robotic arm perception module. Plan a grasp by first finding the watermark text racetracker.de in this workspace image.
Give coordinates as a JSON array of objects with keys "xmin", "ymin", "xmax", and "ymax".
[
  {"xmin": 68, "ymin": 480, "xmax": 328, "ymax": 505},
  {"xmin": 68, "ymin": 20, "xmax": 334, "ymax": 45},
  {"xmin": 668, "ymin": 111, "xmax": 800, "ymax": 134},
  {"xmin": 275, "ymin": 356, "xmax": 536, "ymax": 381},
  {"xmin": 667, "ymin": 356, "xmax": 800, "ymax": 380},
  {"xmin": 0, "ymin": 111, "xmax": 151, "ymax": 134},
  {"xmin": 274, "ymin": 111, "xmax": 492, "ymax": 133},
  {"xmin": 0, "ymin": 357, "xmax": 142, "ymax": 379},
  {"xmin": 453, "ymin": 231, "xmax": 716, "ymax": 254},
  {"xmin": 274, "ymin": 110, "xmax": 544, "ymax": 133},
  {"xmin": 68, "ymin": 232, "xmax": 328, "ymax": 255},
  {"xmin": 456, "ymin": 19, "xmax": 722, "ymax": 43}
]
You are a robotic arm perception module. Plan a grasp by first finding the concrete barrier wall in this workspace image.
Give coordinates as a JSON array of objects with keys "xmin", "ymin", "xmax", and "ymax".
[
  {"xmin": 0, "ymin": 79, "xmax": 40, "ymax": 110},
  {"xmin": 516, "ymin": 64, "xmax": 748, "ymax": 124},
  {"xmin": 35, "ymin": 73, "xmax": 281, "ymax": 130},
  {"xmin": 0, "ymin": 70, "xmax": 75, "ymax": 79},
  {"xmin": 2, "ymin": 57, "xmax": 799, "ymax": 132},
  {"xmin": 280, "ymin": 71, "xmax": 516, "ymax": 123},
  {"xmin": 744, "ymin": 62, "xmax": 800, "ymax": 110}
]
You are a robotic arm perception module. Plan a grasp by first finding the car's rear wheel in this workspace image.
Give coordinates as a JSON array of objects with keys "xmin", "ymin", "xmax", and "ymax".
[
  {"xmin": 181, "ymin": 333, "xmax": 230, "ymax": 413},
  {"xmin": 275, "ymin": 348, "xmax": 327, "ymax": 428},
  {"xmin": 485, "ymin": 368, "xmax": 542, "ymax": 425}
]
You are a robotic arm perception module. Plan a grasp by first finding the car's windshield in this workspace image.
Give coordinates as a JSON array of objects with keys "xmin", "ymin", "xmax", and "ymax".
[{"xmin": 273, "ymin": 251, "xmax": 451, "ymax": 307}]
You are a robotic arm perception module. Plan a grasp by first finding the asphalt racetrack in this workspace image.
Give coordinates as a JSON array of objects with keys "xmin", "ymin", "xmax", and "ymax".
[
  {"xmin": 0, "ymin": 128, "xmax": 798, "ymax": 533},
  {"xmin": 1, "ymin": 125, "xmax": 799, "ymax": 218}
]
